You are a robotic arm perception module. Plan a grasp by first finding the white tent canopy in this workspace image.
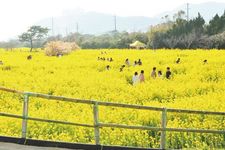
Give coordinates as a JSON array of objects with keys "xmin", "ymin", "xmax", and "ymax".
[{"xmin": 129, "ymin": 41, "xmax": 146, "ymax": 49}]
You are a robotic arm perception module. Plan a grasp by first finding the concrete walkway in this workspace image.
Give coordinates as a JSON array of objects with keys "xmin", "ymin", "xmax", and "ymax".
[{"xmin": 0, "ymin": 142, "xmax": 80, "ymax": 150}]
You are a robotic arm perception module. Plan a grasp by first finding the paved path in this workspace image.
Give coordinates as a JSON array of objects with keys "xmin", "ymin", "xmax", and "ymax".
[{"xmin": 0, "ymin": 142, "xmax": 79, "ymax": 150}]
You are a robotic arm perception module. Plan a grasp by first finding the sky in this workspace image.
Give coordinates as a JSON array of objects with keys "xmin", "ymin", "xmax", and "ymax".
[{"xmin": 0, "ymin": 0, "xmax": 224, "ymax": 41}]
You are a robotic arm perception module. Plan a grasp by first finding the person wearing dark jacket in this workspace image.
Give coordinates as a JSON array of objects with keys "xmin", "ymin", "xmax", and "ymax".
[{"xmin": 166, "ymin": 67, "xmax": 171, "ymax": 79}]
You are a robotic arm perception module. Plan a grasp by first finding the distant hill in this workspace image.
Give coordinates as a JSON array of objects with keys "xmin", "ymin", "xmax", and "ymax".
[
  {"xmin": 37, "ymin": 11, "xmax": 158, "ymax": 35},
  {"xmin": 36, "ymin": 2, "xmax": 225, "ymax": 35},
  {"xmin": 157, "ymin": 2, "xmax": 225, "ymax": 23}
]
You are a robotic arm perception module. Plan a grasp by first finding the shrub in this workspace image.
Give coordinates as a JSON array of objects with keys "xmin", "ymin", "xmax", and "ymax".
[{"xmin": 45, "ymin": 41, "xmax": 80, "ymax": 56}]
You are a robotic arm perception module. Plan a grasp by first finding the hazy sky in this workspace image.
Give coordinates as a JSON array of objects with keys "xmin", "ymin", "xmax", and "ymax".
[{"xmin": 0, "ymin": 0, "xmax": 224, "ymax": 41}]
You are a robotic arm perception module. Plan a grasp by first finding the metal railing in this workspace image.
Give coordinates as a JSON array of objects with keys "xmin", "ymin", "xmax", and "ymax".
[{"xmin": 0, "ymin": 86, "xmax": 225, "ymax": 149}]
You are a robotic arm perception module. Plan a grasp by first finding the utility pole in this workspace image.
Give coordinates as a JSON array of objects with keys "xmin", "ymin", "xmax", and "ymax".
[
  {"xmin": 51, "ymin": 17, "xmax": 54, "ymax": 36},
  {"xmin": 186, "ymin": 3, "xmax": 190, "ymax": 21},
  {"xmin": 65, "ymin": 27, "xmax": 68, "ymax": 37},
  {"xmin": 76, "ymin": 22, "xmax": 79, "ymax": 33},
  {"xmin": 114, "ymin": 15, "xmax": 117, "ymax": 32}
]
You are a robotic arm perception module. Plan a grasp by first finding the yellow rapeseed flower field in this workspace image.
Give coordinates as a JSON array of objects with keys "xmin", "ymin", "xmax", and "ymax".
[{"xmin": 0, "ymin": 49, "xmax": 225, "ymax": 149}]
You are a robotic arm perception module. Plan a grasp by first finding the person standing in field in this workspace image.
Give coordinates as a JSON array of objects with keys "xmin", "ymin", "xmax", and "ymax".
[
  {"xmin": 27, "ymin": 55, "xmax": 32, "ymax": 60},
  {"xmin": 158, "ymin": 71, "xmax": 162, "ymax": 78},
  {"xmin": 132, "ymin": 72, "xmax": 139, "ymax": 85},
  {"xmin": 139, "ymin": 70, "xmax": 145, "ymax": 83},
  {"xmin": 176, "ymin": 58, "xmax": 181, "ymax": 64},
  {"xmin": 120, "ymin": 65, "xmax": 125, "ymax": 72},
  {"xmin": 133, "ymin": 61, "xmax": 138, "ymax": 66},
  {"xmin": 151, "ymin": 67, "xmax": 157, "ymax": 79},
  {"xmin": 138, "ymin": 59, "xmax": 142, "ymax": 65},
  {"xmin": 166, "ymin": 67, "xmax": 171, "ymax": 79},
  {"xmin": 125, "ymin": 58, "xmax": 130, "ymax": 66},
  {"xmin": 106, "ymin": 65, "xmax": 110, "ymax": 70}
]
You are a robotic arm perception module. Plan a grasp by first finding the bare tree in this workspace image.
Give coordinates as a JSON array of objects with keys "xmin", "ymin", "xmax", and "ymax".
[
  {"xmin": 181, "ymin": 31, "xmax": 198, "ymax": 49},
  {"xmin": 163, "ymin": 36, "xmax": 182, "ymax": 48}
]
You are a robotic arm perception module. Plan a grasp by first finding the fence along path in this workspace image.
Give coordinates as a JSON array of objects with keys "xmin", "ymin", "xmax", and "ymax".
[{"xmin": 0, "ymin": 86, "xmax": 224, "ymax": 149}]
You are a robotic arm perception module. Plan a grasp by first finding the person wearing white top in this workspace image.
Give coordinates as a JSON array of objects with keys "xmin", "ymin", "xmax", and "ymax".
[{"xmin": 132, "ymin": 72, "xmax": 139, "ymax": 85}]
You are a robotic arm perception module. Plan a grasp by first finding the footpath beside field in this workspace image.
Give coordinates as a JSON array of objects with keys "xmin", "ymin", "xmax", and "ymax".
[{"xmin": 0, "ymin": 142, "xmax": 72, "ymax": 150}]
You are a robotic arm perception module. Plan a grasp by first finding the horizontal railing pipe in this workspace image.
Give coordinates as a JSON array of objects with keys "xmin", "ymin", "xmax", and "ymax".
[
  {"xmin": 0, "ymin": 112, "xmax": 23, "ymax": 119},
  {"xmin": 0, "ymin": 87, "xmax": 23, "ymax": 94},
  {"xmin": 98, "ymin": 101, "xmax": 163, "ymax": 111},
  {"xmin": 99, "ymin": 123, "xmax": 225, "ymax": 134},
  {"xmin": 165, "ymin": 127, "xmax": 225, "ymax": 134},
  {"xmin": 167, "ymin": 108, "xmax": 225, "ymax": 115},
  {"xmin": 0, "ymin": 112, "xmax": 94, "ymax": 128},
  {"xmin": 28, "ymin": 117, "xmax": 94, "ymax": 128},
  {"xmin": 99, "ymin": 123, "xmax": 163, "ymax": 131},
  {"xmin": 27, "ymin": 92, "xmax": 96, "ymax": 105}
]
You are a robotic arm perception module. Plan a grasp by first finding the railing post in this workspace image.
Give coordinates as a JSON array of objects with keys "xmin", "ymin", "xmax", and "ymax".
[
  {"xmin": 160, "ymin": 107, "xmax": 167, "ymax": 149},
  {"xmin": 93, "ymin": 102, "xmax": 100, "ymax": 145},
  {"xmin": 22, "ymin": 93, "xmax": 29, "ymax": 139}
]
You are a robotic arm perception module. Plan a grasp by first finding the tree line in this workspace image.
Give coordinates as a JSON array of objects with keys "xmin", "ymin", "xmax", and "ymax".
[
  {"xmin": 1, "ymin": 10, "xmax": 225, "ymax": 50},
  {"xmin": 49, "ymin": 10, "xmax": 225, "ymax": 49},
  {"xmin": 149, "ymin": 10, "xmax": 225, "ymax": 49}
]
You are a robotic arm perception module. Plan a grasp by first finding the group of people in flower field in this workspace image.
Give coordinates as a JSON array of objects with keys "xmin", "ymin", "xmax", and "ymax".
[
  {"xmin": 97, "ymin": 52, "xmax": 208, "ymax": 85},
  {"xmin": 132, "ymin": 67, "xmax": 171, "ymax": 85},
  {"xmin": 123, "ymin": 58, "xmax": 172, "ymax": 85},
  {"xmin": 97, "ymin": 54, "xmax": 172, "ymax": 85}
]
